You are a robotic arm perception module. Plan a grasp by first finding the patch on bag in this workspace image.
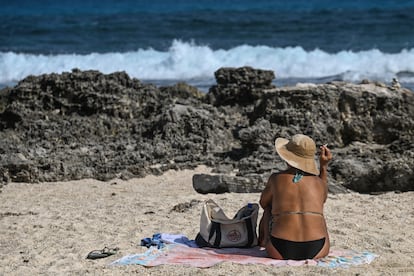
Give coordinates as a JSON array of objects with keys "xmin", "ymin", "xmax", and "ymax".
[{"xmin": 227, "ymin": 230, "xmax": 242, "ymax": 242}]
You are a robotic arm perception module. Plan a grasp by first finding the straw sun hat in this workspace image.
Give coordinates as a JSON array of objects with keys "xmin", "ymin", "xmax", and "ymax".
[{"xmin": 275, "ymin": 134, "xmax": 319, "ymax": 175}]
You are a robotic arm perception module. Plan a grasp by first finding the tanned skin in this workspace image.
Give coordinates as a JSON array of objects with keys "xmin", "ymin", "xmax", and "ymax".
[{"xmin": 258, "ymin": 145, "xmax": 333, "ymax": 259}]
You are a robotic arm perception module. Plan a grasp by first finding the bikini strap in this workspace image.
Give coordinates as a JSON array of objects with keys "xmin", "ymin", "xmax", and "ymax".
[{"xmin": 273, "ymin": 211, "xmax": 324, "ymax": 217}]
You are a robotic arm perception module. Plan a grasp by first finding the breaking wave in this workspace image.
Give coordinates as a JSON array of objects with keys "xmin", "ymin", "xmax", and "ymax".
[{"xmin": 1, "ymin": 40, "xmax": 414, "ymax": 85}]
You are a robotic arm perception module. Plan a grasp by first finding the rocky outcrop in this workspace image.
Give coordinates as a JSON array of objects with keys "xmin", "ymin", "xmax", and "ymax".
[
  {"xmin": 207, "ymin": 66, "xmax": 275, "ymax": 106},
  {"xmin": 192, "ymin": 174, "xmax": 267, "ymax": 194},
  {"xmin": 0, "ymin": 67, "xmax": 413, "ymax": 194}
]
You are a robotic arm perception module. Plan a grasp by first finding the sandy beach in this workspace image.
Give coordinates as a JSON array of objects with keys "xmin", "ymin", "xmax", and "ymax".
[{"xmin": 1, "ymin": 165, "xmax": 413, "ymax": 275}]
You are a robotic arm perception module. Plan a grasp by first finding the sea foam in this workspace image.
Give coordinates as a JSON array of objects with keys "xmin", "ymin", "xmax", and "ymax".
[{"xmin": 1, "ymin": 40, "xmax": 414, "ymax": 85}]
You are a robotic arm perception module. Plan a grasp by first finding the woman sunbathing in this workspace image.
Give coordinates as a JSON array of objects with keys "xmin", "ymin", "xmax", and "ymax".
[{"xmin": 258, "ymin": 134, "xmax": 332, "ymax": 260}]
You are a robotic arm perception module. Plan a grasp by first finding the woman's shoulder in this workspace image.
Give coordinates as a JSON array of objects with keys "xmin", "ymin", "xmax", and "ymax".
[
  {"xmin": 271, "ymin": 170, "xmax": 324, "ymax": 186},
  {"xmin": 269, "ymin": 171, "xmax": 287, "ymax": 179},
  {"xmin": 269, "ymin": 171, "xmax": 293, "ymax": 184},
  {"xmin": 274, "ymin": 169, "xmax": 296, "ymax": 177}
]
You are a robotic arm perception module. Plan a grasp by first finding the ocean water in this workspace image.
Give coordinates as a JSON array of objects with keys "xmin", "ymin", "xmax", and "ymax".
[{"xmin": 1, "ymin": 0, "xmax": 414, "ymax": 91}]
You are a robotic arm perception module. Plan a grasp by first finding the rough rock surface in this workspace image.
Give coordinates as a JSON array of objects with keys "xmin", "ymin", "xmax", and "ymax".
[{"xmin": 0, "ymin": 67, "xmax": 413, "ymax": 194}]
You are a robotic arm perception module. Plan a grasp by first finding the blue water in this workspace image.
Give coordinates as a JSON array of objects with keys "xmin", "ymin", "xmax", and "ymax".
[{"xmin": 1, "ymin": 0, "xmax": 414, "ymax": 90}]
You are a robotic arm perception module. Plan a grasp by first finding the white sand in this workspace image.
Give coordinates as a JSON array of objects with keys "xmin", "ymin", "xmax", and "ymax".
[{"xmin": 0, "ymin": 165, "xmax": 413, "ymax": 275}]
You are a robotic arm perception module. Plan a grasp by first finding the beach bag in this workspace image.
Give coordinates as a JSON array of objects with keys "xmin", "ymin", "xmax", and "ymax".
[{"xmin": 195, "ymin": 199, "xmax": 259, "ymax": 248}]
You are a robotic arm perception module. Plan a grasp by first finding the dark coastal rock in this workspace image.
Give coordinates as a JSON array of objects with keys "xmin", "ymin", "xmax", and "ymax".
[
  {"xmin": 192, "ymin": 174, "xmax": 228, "ymax": 194},
  {"xmin": 193, "ymin": 173, "xmax": 266, "ymax": 194},
  {"xmin": 330, "ymin": 142, "xmax": 414, "ymax": 193},
  {"xmin": 207, "ymin": 66, "xmax": 275, "ymax": 106},
  {"xmin": 0, "ymin": 67, "xmax": 413, "ymax": 195},
  {"xmin": 193, "ymin": 172, "xmax": 349, "ymax": 195}
]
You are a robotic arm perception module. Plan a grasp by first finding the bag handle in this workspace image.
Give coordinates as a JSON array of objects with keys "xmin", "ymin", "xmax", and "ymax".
[
  {"xmin": 245, "ymin": 217, "xmax": 254, "ymax": 247},
  {"xmin": 209, "ymin": 221, "xmax": 222, "ymax": 247}
]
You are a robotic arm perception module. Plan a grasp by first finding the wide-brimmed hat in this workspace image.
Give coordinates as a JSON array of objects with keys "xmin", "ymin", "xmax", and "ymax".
[{"xmin": 275, "ymin": 134, "xmax": 319, "ymax": 175}]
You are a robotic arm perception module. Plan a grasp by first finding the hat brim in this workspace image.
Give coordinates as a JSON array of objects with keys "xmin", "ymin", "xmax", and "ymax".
[{"xmin": 275, "ymin": 138, "xmax": 320, "ymax": 175}]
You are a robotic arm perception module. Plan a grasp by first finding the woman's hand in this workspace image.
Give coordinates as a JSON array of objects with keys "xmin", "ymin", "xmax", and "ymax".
[{"xmin": 319, "ymin": 144, "xmax": 332, "ymax": 168}]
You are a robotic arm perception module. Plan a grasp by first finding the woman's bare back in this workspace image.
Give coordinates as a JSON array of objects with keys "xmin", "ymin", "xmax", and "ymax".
[{"xmin": 269, "ymin": 170, "xmax": 329, "ymax": 242}]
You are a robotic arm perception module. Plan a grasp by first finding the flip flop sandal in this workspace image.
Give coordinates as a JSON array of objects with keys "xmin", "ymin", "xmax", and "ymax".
[{"xmin": 86, "ymin": 247, "xmax": 119, "ymax": 260}]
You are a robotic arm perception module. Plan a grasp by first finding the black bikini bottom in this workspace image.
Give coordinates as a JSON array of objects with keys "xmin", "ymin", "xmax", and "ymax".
[{"xmin": 270, "ymin": 236, "xmax": 326, "ymax": 260}]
